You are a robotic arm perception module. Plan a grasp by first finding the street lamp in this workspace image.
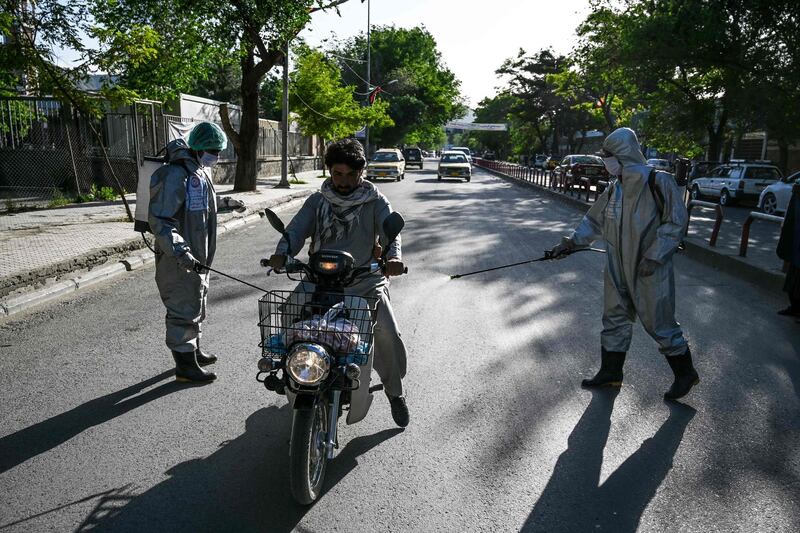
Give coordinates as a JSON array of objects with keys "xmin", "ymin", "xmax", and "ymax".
[{"xmin": 364, "ymin": 0, "xmax": 371, "ymax": 157}]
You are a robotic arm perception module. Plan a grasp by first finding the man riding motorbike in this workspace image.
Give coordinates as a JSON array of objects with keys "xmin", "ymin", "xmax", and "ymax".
[{"xmin": 268, "ymin": 138, "xmax": 410, "ymax": 426}]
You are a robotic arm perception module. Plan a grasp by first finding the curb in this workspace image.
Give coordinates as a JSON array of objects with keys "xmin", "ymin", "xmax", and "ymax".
[
  {"xmin": 0, "ymin": 190, "xmax": 313, "ymax": 320},
  {"xmin": 481, "ymin": 165, "xmax": 787, "ymax": 295}
]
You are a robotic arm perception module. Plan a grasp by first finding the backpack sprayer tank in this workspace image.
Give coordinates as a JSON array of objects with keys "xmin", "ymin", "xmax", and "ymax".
[{"xmin": 134, "ymin": 155, "xmax": 168, "ymax": 233}]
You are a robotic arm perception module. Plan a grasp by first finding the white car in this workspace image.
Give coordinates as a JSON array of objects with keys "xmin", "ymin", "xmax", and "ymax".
[
  {"xmin": 437, "ymin": 151, "xmax": 471, "ymax": 182},
  {"xmin": 758, "ymin": 171, "xmax": 799, "ymax": 215},
  {"xmin": 532, "ymin": 154, "xmax": 548, "ymax": 169},
  {"xmin": 690, "ymin": 162, "xmax": 783, "ymax": 206},
  {"xmin": 646, "ymin": 158, "xmax": 671, "ymax": 171},
  {"xmin": 450, "ymin": 146, "xmax": 473, "ymax": 165}
]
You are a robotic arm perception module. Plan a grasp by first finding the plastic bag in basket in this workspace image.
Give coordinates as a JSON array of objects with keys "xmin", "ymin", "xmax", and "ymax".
[{"xmin": 285, "ymin": 302, "xmax": 361, "ymax": 353}]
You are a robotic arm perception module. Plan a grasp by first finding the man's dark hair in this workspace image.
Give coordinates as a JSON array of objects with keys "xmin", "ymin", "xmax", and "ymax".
[{"xmin": 325, "ymin": 138, "xmax": 366, "ymax": 171}]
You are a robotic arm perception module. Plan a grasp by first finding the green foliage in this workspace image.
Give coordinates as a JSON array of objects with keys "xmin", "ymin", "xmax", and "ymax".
[
  {"xmin": 259, "ymin": 73, "xmax": 282, "ymax": 120},
  {"xmin": 464, "ymin": 93, "xmax": 515, "ymax": 158},
  {"xmin": 96, "ymin": 186, "xmax": 117, "ymax": 201},
  {"xmin": 289, "ymin": 46, "xmax": 392, "ymax": 141},
  {"xmin": 333, "ymin": 25, "xmax": 464, "ymax": 148},
  {"xmin": 575, "ymin": 0, "xmax": 800, "ymax": 160},
  {"xmin": 48, "ymin": 189, "xmax": 71, "ymax": 208}
]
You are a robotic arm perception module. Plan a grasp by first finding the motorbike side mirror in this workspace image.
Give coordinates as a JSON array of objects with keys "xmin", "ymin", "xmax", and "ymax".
[
  {"xmin": 264, "ymin": 208, "xmax": 286, "ymax": 234},
  {"xmin": 383, "ymin": 211, "xmax": 405, "ymax": 243},
  {"xmin": 264, "ymin": 208, "xmax": 293, "ymax": 252}
]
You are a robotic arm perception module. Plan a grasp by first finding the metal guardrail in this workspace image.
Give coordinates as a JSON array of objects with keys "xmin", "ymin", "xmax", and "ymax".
[
  {"xmin": 476, "ymin": 158, "xmax": 591, "ymax": 200},
  {"xmin": 739, "ymin": 211, "xmax": 784, "ymax": 257},
  {"xmin": 687, "ymin": 200, "xmax": 724, "ymax": 247}
]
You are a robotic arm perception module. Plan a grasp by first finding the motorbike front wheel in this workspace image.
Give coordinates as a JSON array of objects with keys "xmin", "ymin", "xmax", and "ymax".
[{"xmin": 289, "ymin": 399, "xmax": 329, "ymax": 504}]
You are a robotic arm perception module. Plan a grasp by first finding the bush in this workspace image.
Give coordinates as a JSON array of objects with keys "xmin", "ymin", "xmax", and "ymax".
[
  {"xmin": 48, "ymin": 189, "xmax": 71, "ymax": 208},
  {"xmin": 97, "ymin": 186, "xmax": 117, "ymax": 201}
]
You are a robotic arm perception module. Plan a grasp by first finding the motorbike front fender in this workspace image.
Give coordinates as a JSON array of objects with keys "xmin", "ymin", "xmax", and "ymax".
[{"xmin": 292, "ymin": 393, "xmax": 316, "ymax": 411}]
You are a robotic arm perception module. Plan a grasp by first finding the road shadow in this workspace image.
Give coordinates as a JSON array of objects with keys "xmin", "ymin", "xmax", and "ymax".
[
  {"xmin": 78, "ymin": 406, "xmax": 403, "ymax": 533},
  {"xmin": 322, "ymin": 427, "xmax": 404, "ymax": 495},
  {"xmin": 0, "ymin": 370, "xmax": 178, "ymax": 474},
  {"xmin": 521, "ymin": 391, "xmax": 696, "ymax": 533},
  {"xmin": 414, "ymin": 178, "xmax": 467, "ymax": 184}
]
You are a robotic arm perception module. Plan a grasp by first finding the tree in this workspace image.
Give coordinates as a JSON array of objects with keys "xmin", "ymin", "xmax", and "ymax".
[
  {"xmin": 1, "ymin": 0, "xmax": 146, "ymax": 219},
  {"xmin": 333, "ymin": 26, "xmax": 464, "ymax": 148},
  {"xmin": 93, "ymin": 0, "xmax": 360, "ymax": 191},
  {"xmin": 496, "ymin": 48, "xmax": 571, "ymax": 155},
  {"xmin": 581, "ymin": 0, "xmax": 782, "ymax": 161},
  {"xmin": 289, "ymin": 46, "xmax": 391, "ymax": 142},
  {"xmin": 259, "ymin": 72, "xmax": 282, "ymax": 120},
  {"xmin": 464, "ymin": 93, "xmax": 515, "ymax": 159}
]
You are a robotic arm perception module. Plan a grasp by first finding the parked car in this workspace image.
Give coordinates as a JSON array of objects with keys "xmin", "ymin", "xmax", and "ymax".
[
  {"xmin": 366, "ymin": 148, "xmax": 405, "ymax": 181},
  {"xmin": 690, "ymin": 161, "xmax": 783, "ymax": 206},
  {"xmin": 758, "ymin": 171, "xmax": 800, "ymax": 215},
  {"xmin": 532, "ymin": 154, "xmax": 548, "ymax": 169},
  {"xmin": 688, "ymin": 160, "xmax": 719, "ymax": 182},
  {"xmin": 450, "ymin": 146, "xmax": 473, "ymax": 165},
  {"xmin": 484, "ymin": 151, "xmax": 497, "ymax": 161},
  {"xmin": 553, "ymin": 154, "xmax": 608, "ymax": 189},
  {"xmin": 402, "ymin": 147, "xmax": 424, "ymax": 169},
  {"xmin": 437, "ymin": 151, "xmax": 471, "ymax": 182},
  {"xmin": 647, "ymin": 158, "xmax": 671, "ymax": 171}
]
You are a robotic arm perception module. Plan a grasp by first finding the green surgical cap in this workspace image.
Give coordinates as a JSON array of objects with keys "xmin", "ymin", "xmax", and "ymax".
[{"xmin": 187, "ymin": 122, "xmax": 228, "ymax": 151}]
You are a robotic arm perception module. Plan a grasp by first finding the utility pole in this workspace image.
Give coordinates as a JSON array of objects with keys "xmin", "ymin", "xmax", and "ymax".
[
  {"xmin": 276, "ymin": 39, "xmax": 291, "ymax": 188},
  {"xmin": 364, "ymin": 0, "xmax": 371, "ymax": 158}
]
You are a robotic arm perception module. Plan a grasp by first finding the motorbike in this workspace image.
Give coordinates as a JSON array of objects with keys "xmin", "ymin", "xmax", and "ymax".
[{"xmin": 257, "ymin": 208, "xmax": 406, "ymax": 504}]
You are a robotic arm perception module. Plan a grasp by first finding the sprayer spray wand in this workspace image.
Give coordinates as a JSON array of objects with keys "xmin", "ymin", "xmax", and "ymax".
[{"xmin": 449, "ymin": 247, "xmax": 606, "ymax": 279}]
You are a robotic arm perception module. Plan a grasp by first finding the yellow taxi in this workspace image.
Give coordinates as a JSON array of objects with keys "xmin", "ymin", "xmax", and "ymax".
[
  {"xmin": 366, "ymin": 148, "xmax": 406, "ymax": 181},
  {"xmin": 437, "ymin": 151, "xmax": 472, "ymax": 182}
]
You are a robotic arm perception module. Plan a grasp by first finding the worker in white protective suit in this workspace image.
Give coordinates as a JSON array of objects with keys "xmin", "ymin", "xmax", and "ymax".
[
  {"xmin": 550, "ymin": 127, "xmax": 699, "ymax": 400},
  {"xmin": 149, "ymin": 122, "xmax": 245, "ymax": 383}
]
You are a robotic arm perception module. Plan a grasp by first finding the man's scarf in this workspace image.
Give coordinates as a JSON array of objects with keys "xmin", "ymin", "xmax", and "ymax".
[{"xmin": 313, "ymin": 179, "xmax": 380, "ymax": 252}]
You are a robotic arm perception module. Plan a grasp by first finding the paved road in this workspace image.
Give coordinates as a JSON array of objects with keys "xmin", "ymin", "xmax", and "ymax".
[{"xmin": 1, "ymin": 160, "xmax": 798, "ymax": 532}]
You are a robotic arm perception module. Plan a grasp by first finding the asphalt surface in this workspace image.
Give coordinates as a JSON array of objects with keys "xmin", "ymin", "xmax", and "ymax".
[{"xmin": 1, "ymin": 160, "xmax": 798, "ymax": 532}]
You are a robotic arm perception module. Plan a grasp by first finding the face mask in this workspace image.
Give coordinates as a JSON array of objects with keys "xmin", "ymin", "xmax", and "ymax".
[
  {"xmin": 602, "ymin": 156, "xmax": 622, "ymax": 176},
  {"xmin": 199, "ymin": 152, "xmax": 219, "ymax": 168}
]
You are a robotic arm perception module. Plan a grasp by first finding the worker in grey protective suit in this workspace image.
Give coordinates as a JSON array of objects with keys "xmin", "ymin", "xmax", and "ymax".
[
  {"xmin": 268, "ymin": 138, "xmax": 410, "ymax": 427},
  {"xmin": 550, "ymin": 127, "xmax": 699, "ymax": 400},
  {"xmin": 149, "ymin": 122, "xmax": 245, "ymax": 383}
]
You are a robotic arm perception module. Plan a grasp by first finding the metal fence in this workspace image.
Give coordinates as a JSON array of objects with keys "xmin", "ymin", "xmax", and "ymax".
[{"xmin": 0, "ymin": 96, "xmax": 315, "ymax": 207}]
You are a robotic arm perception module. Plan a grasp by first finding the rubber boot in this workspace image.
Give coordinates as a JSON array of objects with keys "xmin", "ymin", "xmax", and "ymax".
[
  {"xmin": 581, "ymin": 347, "xmax": 626, "ymax": 388},
  {"xmin": 195, "ymin": 342, "xmax": 218, "ymax": 367},
  {"xmin": 172, "ymin": 350, "xmax": 217, "ymax": 383},
  {"xmin": 664, "ymin": 349, "xmax": 699, "ymax": 400}
]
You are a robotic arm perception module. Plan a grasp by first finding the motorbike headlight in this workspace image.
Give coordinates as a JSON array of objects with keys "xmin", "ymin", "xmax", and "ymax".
[{"xmin": 286, "ymin": 343, "xmax": 330, "ymax": 385}]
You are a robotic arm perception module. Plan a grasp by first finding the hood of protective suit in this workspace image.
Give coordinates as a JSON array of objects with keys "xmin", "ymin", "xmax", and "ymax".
[
  {"xmin": 166, "ymin": 138, "xmax": 200, "ymax": 168},
  {"xmin": 602, "ymin": 128, "xmax": 647, "ymax": 167}
]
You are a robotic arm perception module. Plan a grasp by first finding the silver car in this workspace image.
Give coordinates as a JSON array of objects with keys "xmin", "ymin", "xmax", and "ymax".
[{"xmin": 758, "ymin": 171, "xmax": 799, "ymax": 215}]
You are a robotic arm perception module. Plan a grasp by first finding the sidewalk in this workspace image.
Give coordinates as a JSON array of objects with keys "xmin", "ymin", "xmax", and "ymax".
[
  {"xmin": 0, "ymin": 170, "xmax": 324, "ymax": 316},
  {"xmin": 479, "ymin": 163, "xmax": 788, "ymax": 294}
]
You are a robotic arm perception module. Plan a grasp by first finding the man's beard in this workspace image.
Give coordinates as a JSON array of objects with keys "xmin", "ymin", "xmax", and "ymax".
[{"xmin": 333, "ymin": 184, "xmax": 355, "ymax": 196}]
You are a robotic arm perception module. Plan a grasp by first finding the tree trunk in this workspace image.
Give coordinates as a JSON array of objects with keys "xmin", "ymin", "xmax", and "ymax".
[
  {"xmin": 778, "ymin": 138, "xmax": 789, "ymax": 175},
  {"xmin": 550, "ymin": 122, "xmax": 559, "ymax": 155},
  {"xmin": 234, "ymin": 52, "xmax": 261, "ymax": 192},
  {"xmin": 707, "ymin": 108, "xmax": 728, "ymax": 162}
]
